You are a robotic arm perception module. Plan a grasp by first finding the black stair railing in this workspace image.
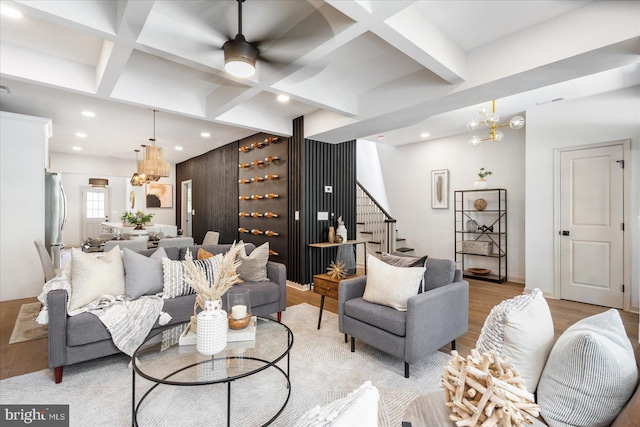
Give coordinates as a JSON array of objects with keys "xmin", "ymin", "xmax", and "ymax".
[{"xmin": 356, "ymin": 181, "xmax": 396, "ymax": 254}]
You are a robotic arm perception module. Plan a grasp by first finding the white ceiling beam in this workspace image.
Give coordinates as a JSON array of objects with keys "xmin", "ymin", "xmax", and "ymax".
[{"xmin": 215, "ymin": 106, "xmax": 292, "ymax": 137}]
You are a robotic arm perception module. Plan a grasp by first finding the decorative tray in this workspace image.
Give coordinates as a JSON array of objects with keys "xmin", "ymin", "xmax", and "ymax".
[{"xmin": 468, "ymin": 268, "xmax": 491, "ymax": 275}]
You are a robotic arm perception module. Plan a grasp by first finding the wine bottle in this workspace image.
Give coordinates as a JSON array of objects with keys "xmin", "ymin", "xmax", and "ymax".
[
  {"xmin": 239, "ymin": 212, "xmax": 249, "ymax": 217},
  {"xmin": 265, "ymin": 156, "xmax": 279, "ymax": 162},
  {"xmin": 238, "ymin": 163, "xmax": 251, "ymax": 168},
  {"xmin": 238, "ymin": 179, "xmax": 250, "ymax": 184},
  {"xmin": 250, "ymin": 229, "xmax": 263, "ymax": 235},
  {"xmin": 238, "ymin": 227, "xmax": 248, "ymax": 233},
  {"xmin": 265, "ymin": 136, "xmax": 280, "ymax": 143},
  {"xmin": 265, "ymin": 230, "xmax": 279, "ymax": 237},
  {"xmin": 251, "ymin": 176, "xmax": 264, "ymax": 182},
  {"xmin": 251, "ymin": 159, "xmax": 264, "ymax": 166},
  {"xmin": 269, "ymin": 249, "xmax": 279, "ymax": 256},
  {"xmin": 251, "ymin": 194, "xmax": 264, "ymax": 200},
  {"xmin": 264, "ymin": 174, "xmax": 279, "ymax": 180},
  {"xmin": 251, "ymin": 141, "xmax": 268, "ymax": 149},
  {"xmin": 239, "ymin": 195, "xmax": 250, "ymax": 201},
  {"xmin": 239, "ymin": 146, "xmax": 252, "ymax": 152},
  {"xmin": 250, "ymin": 212, "xmax": 263, "ymax": 218},
  {"xmin": 264, "ymin": 193, "xmax": 279, "ymax": 199},
  {"xmin": 264, "ymin": 212, "xmax": 279, "ymax": 218}
]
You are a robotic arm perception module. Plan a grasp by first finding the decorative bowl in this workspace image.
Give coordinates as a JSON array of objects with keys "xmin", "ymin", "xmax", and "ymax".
[
  {"xmin": 228, "ymin": 314, "xmax": 251, "ymax": 330},
  {"xmin": 468, "ymin": 268, "xmax": 491, "ymax": 275}
]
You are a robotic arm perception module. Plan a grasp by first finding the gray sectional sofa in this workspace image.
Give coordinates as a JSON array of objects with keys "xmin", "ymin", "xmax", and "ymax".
[{"xmin": 47, "ymin": 243, "xmax": 286, "ymax": 383}]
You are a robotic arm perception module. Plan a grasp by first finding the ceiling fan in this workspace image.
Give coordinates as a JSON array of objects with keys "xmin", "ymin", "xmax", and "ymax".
[{"xmin": 223, "ymin": 0, "xmax": 259, "ymax": 78}]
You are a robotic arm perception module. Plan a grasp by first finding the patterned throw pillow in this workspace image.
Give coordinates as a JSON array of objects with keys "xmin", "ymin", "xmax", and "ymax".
[
  {"xmin": 475, "ymin": 289, "xmax": 554, "ymax": 393},
  {"xmin": 161, "ymin": 255, "xmax": 222, "ymax": 299},
  {"xmin": 380, "ymin": 252, "xmax": 427, "ymax": 268},
  {"xmin": 538, "ymin": 309, "xmax": 638, "ymax": 427},
  {"xmin": 236, "ymin": 242, "xmax": 270, "ymax": 282}
]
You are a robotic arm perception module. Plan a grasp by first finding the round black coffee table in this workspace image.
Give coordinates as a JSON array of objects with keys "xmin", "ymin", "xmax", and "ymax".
[{"xmin": 132, "ymin": 317, "xmax": 293, "ymax": 426}]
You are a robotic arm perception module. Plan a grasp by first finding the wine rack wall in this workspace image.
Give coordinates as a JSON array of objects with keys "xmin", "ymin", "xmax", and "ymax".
[{"xmin": 237, "ymin": 133, "xmax": 288, "ymax": 264}]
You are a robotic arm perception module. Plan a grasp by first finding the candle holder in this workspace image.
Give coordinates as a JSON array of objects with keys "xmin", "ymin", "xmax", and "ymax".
[{"xmin": 227, "ymin": 289, "xmax": 251, "ymax": 330}]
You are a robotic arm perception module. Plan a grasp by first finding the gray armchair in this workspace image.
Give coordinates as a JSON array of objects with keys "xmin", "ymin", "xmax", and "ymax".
[{"xmin": 339, "ymin": 257, "xmax": 469, "ymax": 378}]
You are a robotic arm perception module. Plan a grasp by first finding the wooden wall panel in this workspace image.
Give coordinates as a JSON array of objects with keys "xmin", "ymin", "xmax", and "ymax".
[{"xmin": 175, "ymin": 142, "xmax": 239, "ymax": 244}]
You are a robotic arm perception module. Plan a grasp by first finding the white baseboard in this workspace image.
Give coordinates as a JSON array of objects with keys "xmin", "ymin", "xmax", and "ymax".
[{"xmin": 286, "ymin": 280, "xmax": 310, "ymax": 291}]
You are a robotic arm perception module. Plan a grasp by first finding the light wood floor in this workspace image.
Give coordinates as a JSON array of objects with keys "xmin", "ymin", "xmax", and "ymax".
[{"xmin": 1, "ymin": 279, "xmax": 638, "ymax": 380}]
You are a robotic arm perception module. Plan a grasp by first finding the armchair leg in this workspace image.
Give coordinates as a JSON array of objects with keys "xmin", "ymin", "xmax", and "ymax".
[
  {"xmin": 451, "ymin": 340, "xmax": 456, "ymax": 351},
  {"xmin": 350, "ymin": 336, "xmax": 355, "ymax": 353},
  {"xmin": 277, "ymin": 312, "xmax": 282, "ymax": 322},
  {"xmin": 54, "ymin": 366, "xmax": 63, "ymax": 384},
  {"xmin": 344, "ymin": 333, "xmax": 348, "ymax": 343},
  {"xmin": 404, "ymin": 362, "xmax": 410, "ymax": 378}
]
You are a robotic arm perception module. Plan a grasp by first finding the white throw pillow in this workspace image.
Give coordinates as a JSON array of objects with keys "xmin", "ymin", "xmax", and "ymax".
[
  {"xmin": 537, "ymin": 309, "xmax": 638, "ymax": 427},
  {"xmin": 236, "ymin": 242, "xmax": 269, "ymax": 282},
  {"xmin": 475, "ymin": 289, "xmax": 554, "ymax": 393},
  {"xmin": 295, "ymin": 381, "xmax": 379, "ymax": 427},
  {"xmin": 362, "ymin": 255, "xmax": 424, "ymax": 311},
  {"xmin": 69, "ymin": 246, "xmax": 126, "ymax": 310}
]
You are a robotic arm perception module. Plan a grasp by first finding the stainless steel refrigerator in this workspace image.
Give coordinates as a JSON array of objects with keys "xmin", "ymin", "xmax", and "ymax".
[{"xmin": 45, "ymin": 172, "xmax": 67, "ymax": 269}]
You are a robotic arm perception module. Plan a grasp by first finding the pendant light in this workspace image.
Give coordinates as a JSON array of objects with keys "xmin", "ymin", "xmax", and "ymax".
[
  {"xmin": 130, "ymin": 149, "xmax": 145, "ymax": 186},
  {"xmin": 138, "ymin": 109, "xmax": 170, "ymax": 180}
]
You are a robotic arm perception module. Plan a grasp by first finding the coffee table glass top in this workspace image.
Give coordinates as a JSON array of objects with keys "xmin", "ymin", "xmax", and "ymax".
[{"xmin": 133, "ymin": 317, "xmax": 293, "ymax": 385}]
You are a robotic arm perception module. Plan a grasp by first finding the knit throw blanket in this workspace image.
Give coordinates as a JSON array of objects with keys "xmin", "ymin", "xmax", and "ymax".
[{"xmin": 37, "ymin": 271, "xmax": 171, "ymax": 357}]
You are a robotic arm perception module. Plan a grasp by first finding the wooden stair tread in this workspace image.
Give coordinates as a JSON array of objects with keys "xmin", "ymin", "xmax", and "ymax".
[{"xmin": 395, "ymin": 247, "xmax": 414, "ymax": 253}]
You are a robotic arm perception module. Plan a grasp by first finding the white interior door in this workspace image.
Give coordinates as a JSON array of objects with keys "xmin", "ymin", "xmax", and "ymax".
[
  {"xmin": 560, "ymin": 144, "xmax": 624, "ymax": 308},
  {"xmin": 181, "ymin": 180, "xmax": 193, "ymax": 237},
  {"xmin": 82, "ymin": 187, "xmax": 110, "ymax": 240}
]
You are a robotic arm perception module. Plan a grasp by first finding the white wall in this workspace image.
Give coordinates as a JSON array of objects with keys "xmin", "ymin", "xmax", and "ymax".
[
  {"xmin": 371, "ymin": 127, "xmax": 526, "ymax": 282},
  {"xmin": 0, "ymin": 112, "xmax": 51, "ymax": 301},
  {"xmin": 49, "ymin": 152, "xmax": 176, "ymax": 246},
  {"xmin": 526, "ymin": 86, "xmax": 640, "ymax": 311},
  {"xmin": 356, "ymin": 139, "xmax": 391, "ymax": 212}
]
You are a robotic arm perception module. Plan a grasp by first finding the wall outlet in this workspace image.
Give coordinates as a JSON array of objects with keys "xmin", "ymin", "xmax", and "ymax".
[
  {"xmin": 295, "ymin": 210, "xmax": 300, "ymax": 221},
  {"xmin": 324, "ymin": 185, "xmax": 333, "ymax": 193},
  {"xmin": 317, "ymin": 211, "xmax": 329, "ymax": 220}
]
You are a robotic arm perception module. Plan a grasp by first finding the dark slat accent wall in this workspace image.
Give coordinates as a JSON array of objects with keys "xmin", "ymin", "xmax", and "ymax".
[
  {"xmin": 288, "ymin": 117, "xmax": 305, "ymax": 283},
  {"xmin": 303, "ymin": 139, "xmax": 357, "ymax": 284},
  {"xmin": 175, "ymin": 141, "xmax": 239, "ymax": 244}
]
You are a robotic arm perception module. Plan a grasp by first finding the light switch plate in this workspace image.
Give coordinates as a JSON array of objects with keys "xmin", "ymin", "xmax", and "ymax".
[
  {"xmin": 317, "ymin": 211, "xmax": 329, "ymax": 220},
  {"xmin": 324, "ymin": 185, "xmax": 333, "ymax": 193}
]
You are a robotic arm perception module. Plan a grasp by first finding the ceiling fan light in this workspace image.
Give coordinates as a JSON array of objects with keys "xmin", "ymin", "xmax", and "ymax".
[{"xmin": 223, "ymin": 35, "xmax": 257, "ymax": 78}]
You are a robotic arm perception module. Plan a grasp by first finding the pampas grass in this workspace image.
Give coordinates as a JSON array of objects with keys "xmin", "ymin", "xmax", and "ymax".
[{"xmin": 183, "ymin": 242, "xmax": 243, "ymax": 303}]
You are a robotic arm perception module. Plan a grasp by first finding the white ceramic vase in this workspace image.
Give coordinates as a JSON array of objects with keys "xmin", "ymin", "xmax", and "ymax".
[
  {"xmin": 473, "ymin": 179, "xmax": 489, "ymax": 190},
  {"xmin": 196, "ymin": 299, "xmax": 228, "ymax": 355},
  {"xmin": 336, "ymin": 224, "xmax": 347, "ymax": 242},
  {"xmin": 129, "ymin": 227, "xmax": 149, "ymax": 241}
]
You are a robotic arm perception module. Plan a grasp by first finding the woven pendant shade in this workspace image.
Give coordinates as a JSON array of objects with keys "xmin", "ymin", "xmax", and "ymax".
[{"xmin": 138, "ymin": 145, "xmax": 169, "ymax": 178}]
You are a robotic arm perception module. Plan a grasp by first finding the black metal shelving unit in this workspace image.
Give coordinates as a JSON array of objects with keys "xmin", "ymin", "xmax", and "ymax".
[{"xmin": 454, "ymin": 189, "xmax": 507, "ymax": 283}]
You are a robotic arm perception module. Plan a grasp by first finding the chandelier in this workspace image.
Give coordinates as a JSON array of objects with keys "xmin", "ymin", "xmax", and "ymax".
[
  {"xmin": 130, "ymin": 149, "xmax": 145, "ymax": 186},
  {"xmin": 138, "ymin": 109, "xmax": 170, "ymax": 180},
  {"xmin": 467, "ymin": 100, "xmax": 525, "ymax": 146}
]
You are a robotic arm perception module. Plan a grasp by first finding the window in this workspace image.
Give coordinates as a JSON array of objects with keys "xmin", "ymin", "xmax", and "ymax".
[{"xmin": 86, "ymin": 191, "xmax": 105, "ymax": 219}]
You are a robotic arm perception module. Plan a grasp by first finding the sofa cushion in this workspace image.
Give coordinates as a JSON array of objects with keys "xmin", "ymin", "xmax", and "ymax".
[
  {"xmin": 228, "ymin": 281, "xmax": 281, "ymax": 308},
  {"xmin": 161, "ymin": 256, "xmax": 222, "ymax": 299},
  {"xmin": 69, "ymin": 247, "xmax": 125, "ymax": 310},
  {"xmin": 423, "ymin": 258, "xmax": 456, "ymax": 291},
  {"xmin": 476, "ymin": 289, "xmax": 554, "ymax": 393},
  {"xmin": 612, "ymin": 382, "xmax": 640, "ymax": 427},
  {"xmin": 344, "ymin": 297, "xmax": 406, "ymax": 336},
  {"xmin": 537, "ymin": 309, "xmax": 638, "ymax": 427},
  {"xmin": 362, "ymin": 255, "xmax": 424, "ymax": 311},
  {"xmin": 137, "ymin": 246, "xmax": 180, "ymax": 260},
  {"xmin": 295, "ymin": 381, "xmax": 379, "ymax": 427},
  {"xmin": 236, "ymin": 242, "xmax": 270, "ymax": 282},
  {"xmin": 180, "ymin": 243, "xmax": 256, "ymax": 260},
  {"xmin": 123, "ymin": 247, "xmax": 167, "ymax": 299}
]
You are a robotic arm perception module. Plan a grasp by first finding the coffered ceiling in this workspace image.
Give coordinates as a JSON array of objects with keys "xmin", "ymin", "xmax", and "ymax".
[{"xmin": 0, "ymin": 0, "xmax": 638, "ymax": 164}]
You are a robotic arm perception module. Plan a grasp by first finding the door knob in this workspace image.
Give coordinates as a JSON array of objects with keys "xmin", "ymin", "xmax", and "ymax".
[{"xmin": 560, "ymin": 230, "xmax": 570, "ymax": 236}]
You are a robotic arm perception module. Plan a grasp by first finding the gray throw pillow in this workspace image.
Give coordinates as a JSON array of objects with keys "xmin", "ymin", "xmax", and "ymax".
[
  {"xmin": 236, "ymin": 242, "xmax": 269, "ymax": 282},
  {"xmin": 381, "ymin": 252, "xmax": 427, "ymax": 268},
  {"xmin": 537, "ymin": 309, "xmax": 638, "ymax": 426},
  {"xmin": 123, "ymin": 247, "xmax": 168, "ymax": 299}
]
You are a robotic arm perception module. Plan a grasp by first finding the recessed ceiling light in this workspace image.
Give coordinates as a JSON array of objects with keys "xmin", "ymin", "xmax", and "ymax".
[
  {"xmin": 175, "ymin": 146, "xmax": 183, "ymax": 151},
  {"xmin": 201, "ymin": 132, "xmax": 210, "ymax": 138},
  {"xmin": 1, "ymin": 5, "xmax": 23, "ymax": 19},
  {"xmin": 277, "ymin": 94, "xmax": 290, "ymax": 102},
  {"xmin": 81, "ymin": 111, "xmax": 96, "ymax": 118},
  {"xmin": 420, "ymin": 132, "xmax": 430, "ymax": 138},
  {"xmin": 377, "ymin": 135, "xmax": 385, "ymax": 140},
  {"xmin": 75, "ymin": 132, "xmax": 87, "ymax": 138},
  {"xmin": 72, "ymin": 146, "xmax": 82, "ymax": 151}
]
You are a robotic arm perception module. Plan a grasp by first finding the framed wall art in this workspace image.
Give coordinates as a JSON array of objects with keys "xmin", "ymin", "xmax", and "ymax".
[
  {"xmin": 431, "ymin": 169, "xmax": 449, "ymax": 209},
  {"xmin": 146, "ymin": 183, "xmax": 173, "ymax": 208}
]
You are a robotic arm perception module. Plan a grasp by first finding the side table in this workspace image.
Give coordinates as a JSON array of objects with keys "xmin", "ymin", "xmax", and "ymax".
[{"xmin": 312, "ymin": 273, "xmax": 341, "ymax": 330}]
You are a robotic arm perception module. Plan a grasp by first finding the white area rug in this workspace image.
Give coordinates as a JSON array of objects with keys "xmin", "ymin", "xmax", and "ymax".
[{"xmin": 0, "ymin": 303, "xmax": 450, "ymax": 426}]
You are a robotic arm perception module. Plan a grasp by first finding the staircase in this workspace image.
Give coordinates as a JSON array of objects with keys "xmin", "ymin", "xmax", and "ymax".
[{"xmin": 356, "ymin": 181, "xmax": 413, "ymax": 258}]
